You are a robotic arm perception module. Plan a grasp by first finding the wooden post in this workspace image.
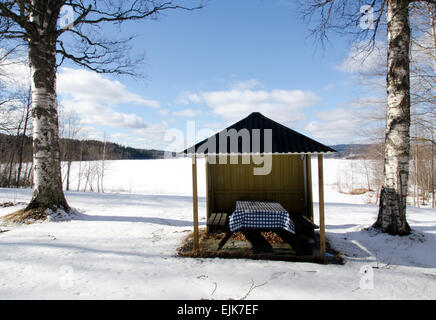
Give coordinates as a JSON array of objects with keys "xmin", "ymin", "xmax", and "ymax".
[
  {"xmin": 318, "ymin": 154, "xmax": 326, "ymax": 263},
  {"xmin": 302, "ymin": 154, "xmax": 308, "ymax": 218},
  {"xmin": 205, "ymin": 155, "xmax": 210, "ymax": 233},
  {"xmin": 306, "ymin": 154, "xmax": 313, "ymax": 222},
  {"xmin": 192, "ymin": 154, "xmax": 199, "ymax": 252}
]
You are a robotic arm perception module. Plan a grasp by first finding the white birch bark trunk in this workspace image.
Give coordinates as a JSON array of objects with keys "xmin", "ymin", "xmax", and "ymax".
[
  {"xmin": 26, "ymin": 1, "xmax": 69, "ymax": 212},
  {"xmin": 374, "ymin": 0, "xmax": 411, "ymax": 235},
  {"xmin": 429, "ymin": 4, "xmax": 436, "ymax": 208}
]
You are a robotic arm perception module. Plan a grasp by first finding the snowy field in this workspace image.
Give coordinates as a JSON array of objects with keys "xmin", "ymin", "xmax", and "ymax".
[
  {"xmin": 0, "ymin": 158, "xmax": 436, "ymax": 299},
  {"xmin": 63, "ymin": 158, "xmax": 377, "ymax": 200}
]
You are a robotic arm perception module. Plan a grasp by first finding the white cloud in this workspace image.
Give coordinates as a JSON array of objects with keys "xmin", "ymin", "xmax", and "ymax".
[
  {"xmin": 101, "ymin": 122, "xmax": 170, "ymax": 150},
  {"xmin": 58, "ymin": 68, "xmax": 160, "ymax": 108},
  {"xmin": 77, "ymin": 125, "xmax": 105, "ymax": 141},
  {"xmin": 304, "ymin": 107, "xmax": 372, "ymax": 144},
  {"xmin": 172, "ymin": 108, "xmax": 202, "ymax": 117},
  {"xmin": 175, "ymin": 91, "xmax": 202, "ymax": 105},
  {"xmin": 230, "ymin": 78, "xmax": 263, "ymax": 91},
  {"xmin": 336, "ymin": 41, "xmax": 385, "ymax": 74},
  {"xmin": 196, "ymin": 88, "xmax": 320, "ymax": 123},
  {"xmin": 110, "ymin": 132, "xmax": 130, "ymax": 140},
  {"xmin": 157, "ymin": 108, "xmax": 170, "ymax": 116},
  {"xmin": 60, "ymin": 98, "xmax": 147, "ymax": 129},
  {"xmin": 56, "ymin": 68, "xmax": 163, "ymax": 130},
  {"xmin": 131, "ymin": 121, "xmax": 170, "ymax": 149},
  {"xmin": 323, "ymin": 83, "xmax": 335, "ymax": 91},
  {"xmin": 0, "ymin": 51, "xmax": 30, "ymax": 90},
  {"xmin": 86, "ymin": 108, "xmax": 147, "ymax": 129}
]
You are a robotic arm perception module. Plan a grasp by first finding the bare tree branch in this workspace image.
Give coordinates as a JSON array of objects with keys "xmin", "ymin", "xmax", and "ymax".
[{"xmin": 0, "ymin": 0, "xmax": 204, "ymax": 75}]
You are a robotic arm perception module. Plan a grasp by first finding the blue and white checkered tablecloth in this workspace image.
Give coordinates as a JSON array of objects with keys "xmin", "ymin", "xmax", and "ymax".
[{"xmin": 229, "ymin": 201, "xmax": 295, "ymax": 233}]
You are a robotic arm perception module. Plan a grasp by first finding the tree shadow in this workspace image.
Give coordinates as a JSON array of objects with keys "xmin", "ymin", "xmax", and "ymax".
[
  {"xmin": 64, "ymin": 193, "xmax": 207, "ymax": 227},
  {"xmin": 326, "ymin": 224, "xmax": 436, "ymax": 269},
  {"xmin": 74, "ymin": 213, "xmax": 206, "ymax": 227},
  {"xmin": 0, "ymin": 241, "xmax": 170, "ymax": 260}
]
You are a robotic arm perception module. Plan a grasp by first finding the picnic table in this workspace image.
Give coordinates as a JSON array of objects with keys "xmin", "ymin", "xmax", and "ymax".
[
  {"xmin": 218, "ymin": 201, "xmax": 306, "ymax": 253},
  {"xmin": 229, "ymin": 201, "xmax": 295, "ymax": 233}
]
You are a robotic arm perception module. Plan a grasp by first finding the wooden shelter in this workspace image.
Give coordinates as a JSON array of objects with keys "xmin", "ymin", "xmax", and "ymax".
[{"xmin": 183, "ymin": 112, "xmax": 336, "ymax": 261}]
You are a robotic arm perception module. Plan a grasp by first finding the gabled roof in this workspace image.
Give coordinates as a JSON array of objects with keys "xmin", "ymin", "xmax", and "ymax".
[{"xmin": 183, "ymin": 112, "xmax": 336, "ymax": 155}]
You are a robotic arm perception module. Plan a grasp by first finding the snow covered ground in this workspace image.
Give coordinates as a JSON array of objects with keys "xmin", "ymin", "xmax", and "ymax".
[{"xmin": 0, "ymin": 158, "xmax": 435, "ymax": 299}]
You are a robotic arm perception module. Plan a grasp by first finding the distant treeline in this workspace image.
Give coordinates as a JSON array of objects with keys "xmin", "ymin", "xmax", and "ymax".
[
  {"xmin": 0, "ymin": 133, "xmax": 170, "ymax": 162},
  {"xmin": 0, "ymin": 133, "xmax": 172, "ymax": 188},
  {"xmin": 58, "ymin": 138, "xmax": 171, "ymax": 161},
  {"xmin": 326, "ymin": 144, "xmax": 375, "ymax": 159}
]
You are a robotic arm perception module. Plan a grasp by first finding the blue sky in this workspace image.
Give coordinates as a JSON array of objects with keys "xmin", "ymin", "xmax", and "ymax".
[{"xmin": 55, "ymin": 0, "xmax": 378, "ymax": 151}]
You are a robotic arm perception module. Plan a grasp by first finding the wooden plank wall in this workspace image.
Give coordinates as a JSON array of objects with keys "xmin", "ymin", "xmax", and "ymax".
[
  {"xmin": 206, "ymin": 155, "xmax": 311, "ymax": 218},
  {"xmin": 306, "ymin": 155, "xmax": 314, "ymax": 221}
]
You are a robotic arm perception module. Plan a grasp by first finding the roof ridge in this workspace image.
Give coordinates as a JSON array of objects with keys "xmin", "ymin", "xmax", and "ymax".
[
  {"xmin": 182, "ymin": 111, "xmax": 336, "ymax": 154},
  {"xmin": 253, "ymin": 112, "xmax": 333, "ymax": 150}
]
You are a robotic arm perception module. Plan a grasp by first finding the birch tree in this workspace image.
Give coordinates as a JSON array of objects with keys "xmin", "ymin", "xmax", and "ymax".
[
  {"xmin": 338, "ymin": 3, "xmax": 436, "ymax": 207},
  {"xmin": 0, "ymin": 1, "xmax": 202, "ymax": 221},
  {"xmin": 301, "ymin": 0, "xmax": 436, "ymax": 235}
]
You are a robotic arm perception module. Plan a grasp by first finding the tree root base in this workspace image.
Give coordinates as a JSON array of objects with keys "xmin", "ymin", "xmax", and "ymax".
[
  {"xmin": 2, "ymin": 206, "xmax": 74, "ymax": 225},
  {"xmin": 371, "ymin": 222, "xmax": 411, "ymax": 236},
  {"xmin": 2, "ymin": 207, "xmax": 49, "ymax": 224}
]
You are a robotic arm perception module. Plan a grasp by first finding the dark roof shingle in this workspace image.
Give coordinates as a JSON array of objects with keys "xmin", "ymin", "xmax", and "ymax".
[{"xmin": 183, "ymin": 112, "xmax": 336, "ymax": 154}]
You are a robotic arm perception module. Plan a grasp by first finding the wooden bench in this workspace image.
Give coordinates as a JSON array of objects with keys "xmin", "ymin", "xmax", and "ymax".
[
  {"xmin": 289, "ymin": 212, "xmax": 319, "ymax": 238},
  {"xmin": 207, "ymin": 213, "xmax": 229, "ymax": 232},
  {"xmin": 215, "ymin": 212, "xmax": 319, "ymax": 253}
]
